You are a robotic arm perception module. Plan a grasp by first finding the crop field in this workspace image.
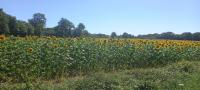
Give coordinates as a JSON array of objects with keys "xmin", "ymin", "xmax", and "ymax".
[
  {"xmin": 1, "ymin": 0, "xmax": 199, "ymax": 89},
  {"xmin": 1, "ymin": 36, "xmax": 200, "ymax": 89}
]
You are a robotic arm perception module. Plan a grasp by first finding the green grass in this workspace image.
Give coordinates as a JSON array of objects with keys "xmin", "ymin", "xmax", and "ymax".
[{"xmin": 1, "ymin": 60, "xmax": 200, "ymax": 90}]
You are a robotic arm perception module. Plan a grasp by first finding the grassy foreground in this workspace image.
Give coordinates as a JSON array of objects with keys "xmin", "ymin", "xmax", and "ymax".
[{"xmin": 1, "ymin": 60, "xmax": 200, "ymax": 90}]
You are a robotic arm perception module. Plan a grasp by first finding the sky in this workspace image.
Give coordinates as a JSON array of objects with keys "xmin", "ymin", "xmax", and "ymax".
[{"xmin": 0, "ymin": 0, "xmax": 199, "ymax": 35}]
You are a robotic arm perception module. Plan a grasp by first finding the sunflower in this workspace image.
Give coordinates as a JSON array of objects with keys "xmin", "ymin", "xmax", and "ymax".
[
  {"xmin": 27, "ymin": 48, "xmax": 33, "ymax": 53},
  {"xmin": 0, "ymin": 35, "xmax": 6, "ymax": 41}
]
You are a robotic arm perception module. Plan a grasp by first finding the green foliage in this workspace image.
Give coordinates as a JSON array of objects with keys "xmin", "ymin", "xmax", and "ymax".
[
  {"xmin": 82, "ymin": 30, "xmax": 90, "ymax": 37},
  {"xmin": 28, "ymin": 13, "xmax": 46, "ymax": 36},
  {"xmin": 135, "ymin": 82, "xmax": 157, "ymax": 90},
  {"xmin": 0, "ymin": 8, "xmax": 35, "ymax": 36},
  {"xmin": 15, "ymin": 20, "xmax": 34, "ymax": 36},
  {"xmin": 73, "ymin": 74, "xmax": 120, "ymax": 90},
  {"xmin": 1, "ymin": 61, "xmax": 200, "ymax": 90},
  {"xmin": 111, "ymin": 32, "xmax": 117, "ymax": 38},
  {"xmin": 8, "ymin": 16, "xmax": 17, "ymax": 35},
  {"xmin": 43, "ymin": 28, "xmax": 56, "ymax": 36},
  {"xmin": 121, "ymin": 32, "xmax": 133, "ymax": 38},
  {"xmin": 0, "ymin": 9, "xmax": 9, "ymax": 34},
  {"xmin": 193, "ymin": 32, "xmax": 200, "ymax": 41},
  {"xmin": 167, "ymin": 61, "xmax": 195, "ymax": 73},
  {"xmin": 137, "ymin": 32, "xmax": 200, "ymax": 41},
  {"xmin": 73, "ymin": 23, "xmax": 85, "ymax": 37},
  {"xmin": 56, "ymin": 18, "xmax": 74, "ymax": 37}
]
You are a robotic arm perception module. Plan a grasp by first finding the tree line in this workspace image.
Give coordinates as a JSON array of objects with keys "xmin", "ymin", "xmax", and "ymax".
[
  {"xmin": 0, "ymin": 8, "xmax": 89, "ymax": 37},
  {"xmin": 0, "ymin": 8, "xmax": 200, "ymax": 40},
  {"xmin": 136, "ymin": 32, "xmax": 200, "ymax": 41},
  {"xmin": 110, "ymin": 32, "xmax": 200, "ymax": 41}
]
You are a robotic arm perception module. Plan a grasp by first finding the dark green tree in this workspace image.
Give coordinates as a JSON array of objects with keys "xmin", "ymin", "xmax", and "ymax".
[
  {"xmin": 16, "ymin": 20, "xmax": 28, "ymax": 36},
  {"xmin": 27, "ymin": 23, "xmax": 34, "ymax": 36},
  {"xmin": 28, "ymin": 13, "xmax": 46, "ymax": 36},
  {"xmin": 0, "ymin": 9, "xmax": 9, "ymax": 35},
  {"xmin": 193, "ymin": 32, "xmax": 200, "ymax": 41},
  {"xmin": 56, "ymin": 18, "xmax": 74, "ymax": 37},
  {"xmin": 122, "ymin": 32, "xmax": 132, "ymax": 38},
  {"xmin": 159, "ymin": 32, "xmax": 175, "ymax": 39},
  {"xmin": 82, "ymin": 30, "xmax": 90, "ymax": 37},
  {"xmin": 14, "ymin": 20, "xmax": 34, "ymax": 36},
  {"xmin": 8, "ymin": 16, "xmax": 17, "ymax": 35},
  {"xmin": 73, "ymin": 23, "xmax": 85, "ymax": 37},
  {"xmin": 111, "ymin": 32, "xmax": 117, "ymax": 38},
  {"xmin": 43, "ymin": 27, "xmax": 56, "ymax": 36},
  {"xmin": 181, "ymin": 32, "xmax": 193, "ymax": 40}
]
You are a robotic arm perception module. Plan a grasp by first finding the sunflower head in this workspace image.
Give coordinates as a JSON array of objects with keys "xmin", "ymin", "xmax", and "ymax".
[
  {"xmin": 0, "ymin": 35, "xmax": 6, "ymax": 41},
  {"xmin": 27, "ymin": 48, "xmax": 33, "ymax": 53}
]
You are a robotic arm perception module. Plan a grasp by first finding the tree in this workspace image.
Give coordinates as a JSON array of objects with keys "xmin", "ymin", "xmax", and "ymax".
[
  {"xmin": 8, "ymin": 16, "xmax": 17, "ymax": 35},
  {"xmin": 82, "ymin": 30, "xmax": 90, "ymax": 37},
  {"xmin": 16, "ymin": 20, "xmax": 28, "ymax": 36},
  {"xmin": 28, "ymin": 13, "xmax": 46, "ymax": 36},
  {"xmin": 159, "ymin": 32, "xmax": 175, "ymax": 39},
  {"xmin": 27, "ymin": 23, "xmax": 34, "ymax": 36},
  {"xmin": 193, "ymin": 32, "xmax": 200, "ymax": 41},
  {"xmin": 122, "ymin": 32, "xmax": 132, "ymax": 38},
  {"xmin": 43, "ymin": 27, "xmax": 56, "ymax": 36},
  {"xmin": 56, "ymin": 18, "xmax": 74, "ymax": 37},
  {"xmin": 14, "ymin": 20, "xmax": 34, "ymax": 36},
  {"xmin": 73, "ymin": 23, "xmax": 85, "ymax": 37},
  {"xmin": 0, "ymin": 9, "xmax": 9, "ymax": 35},
  {"xmin": 111, "ymin": 32, "xmax": 117, "ymax": 38},
  {"xmin": 181, "ymin": 32, "xmax": 193, "ymax": 40}
]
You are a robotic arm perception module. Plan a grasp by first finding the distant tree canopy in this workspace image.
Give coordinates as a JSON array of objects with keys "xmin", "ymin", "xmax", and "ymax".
[
  {"xmin": 56, "ymin": 18, "xmax": 74, "ymax": 37},
  {"xmin": 0, "ymin": 9, "xmax": 10, "ymax": 34},
  {"xmin": 111, "ymin": 32, "xmax": 117, "ymax": 38},
  {"xmin": 0, "ymin": 9, "xmax": 89, "ymax": 37},
  {"xmin": 137, "ymin": 32, "xmax": 200, "ymax": 41},
  {"xmin": 121, "ymin": 32, "xmax": 133, "ymax": 38},
  {"xmin": 73, "ymin": 23, "xmax": 85, "ymax": 37},
  {"xmin": 8, "ymin": 16, "xmax": 17, "ymax": 35},
  {"xmin": 28, "ymin": 13, "xmax": 46, "ymax": 36},
  {"xmin": 193, "ymin": 32, "xmax": 200, "ymax": 41},
  {"xmin": 15, "ymin": 20, "xmax": 34, "ymax": 36},
  {"xmin": 0, "ymin": 9, "xmax": 36, "ymax": 36},
  {"xmin": 0, "ymin": 8, "xmax": 200, "ymax": 41}
]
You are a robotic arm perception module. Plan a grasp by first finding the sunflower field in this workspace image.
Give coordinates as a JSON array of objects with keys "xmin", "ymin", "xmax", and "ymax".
[{"xmin": 1, "ymin": 36, "xmax": 200, "ymax": 83}]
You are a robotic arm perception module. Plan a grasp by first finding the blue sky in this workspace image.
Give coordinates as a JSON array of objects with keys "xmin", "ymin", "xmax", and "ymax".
[{"xmin": 1, "ymin": 0, "xmax": 199, "ymax": 35}]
